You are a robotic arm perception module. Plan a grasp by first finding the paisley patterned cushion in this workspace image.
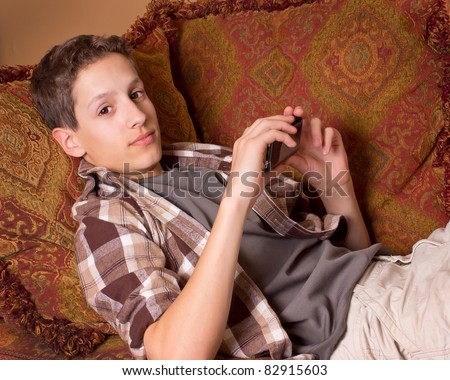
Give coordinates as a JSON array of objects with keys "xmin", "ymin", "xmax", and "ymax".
[
  {"xmin": 0, "ymin": 80, "xmax": 115, "ymax": 356},
  {"xmin": 165, "ymin": 0, "xmax": 449, "ymax": 253},
  {"xmin": 0, "ymin": 80, "xmax": 94, "ymax": 319},
  {"xmin": 0, "ymin": 28, "xmax": 196, "ymax": 357}
]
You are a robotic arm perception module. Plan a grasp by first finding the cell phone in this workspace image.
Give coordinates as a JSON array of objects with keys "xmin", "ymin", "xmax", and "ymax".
[{"xmin": 263, "ymin": 116, "xmax": 302, "ymax": 172}]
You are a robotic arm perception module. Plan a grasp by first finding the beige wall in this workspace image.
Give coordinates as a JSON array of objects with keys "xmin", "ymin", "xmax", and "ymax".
[{"xmin": 0, "ymin": 0, "xmax": 150, "ymax": 66}]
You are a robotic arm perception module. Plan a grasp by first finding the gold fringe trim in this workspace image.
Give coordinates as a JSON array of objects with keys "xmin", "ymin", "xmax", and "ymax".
[{"xmin": 0, "ymin": 259, "xmax": 108, "ymax": 358}]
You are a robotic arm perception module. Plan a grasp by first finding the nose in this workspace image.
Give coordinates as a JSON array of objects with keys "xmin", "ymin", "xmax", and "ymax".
[{"xmin": 127, "ymin": 99, "xmax": 147, "ymax": 129}]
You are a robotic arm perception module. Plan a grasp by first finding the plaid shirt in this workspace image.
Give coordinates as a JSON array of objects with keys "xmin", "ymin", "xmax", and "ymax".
[{"xmin": 73, "ymin": 142, "xmax": 342, "ymax": 359}]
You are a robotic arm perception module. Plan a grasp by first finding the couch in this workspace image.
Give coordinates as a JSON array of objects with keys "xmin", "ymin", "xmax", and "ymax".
[{"xmin": 0, "ymin": 0, "xmax": 449, "ymax": 359}]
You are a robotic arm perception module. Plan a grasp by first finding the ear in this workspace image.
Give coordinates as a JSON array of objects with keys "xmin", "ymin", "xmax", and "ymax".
[{"xmin": 52, "ymin": 127, "xmax": 86, "ymax": 158}]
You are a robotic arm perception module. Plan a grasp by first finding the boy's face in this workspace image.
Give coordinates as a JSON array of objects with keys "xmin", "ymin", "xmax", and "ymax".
[{"xmin": 66, "ymin": 52, "xmax": 163, "ymax": 176}]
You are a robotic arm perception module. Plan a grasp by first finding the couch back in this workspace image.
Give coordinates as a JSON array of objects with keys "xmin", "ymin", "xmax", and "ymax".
[
  {"xmin": 0, "ymin": 0, "xmax": 449, "ymax": 358},
  {"xmin": 126, "ymin": 0, "xmax": 450, "ymax": 254}
]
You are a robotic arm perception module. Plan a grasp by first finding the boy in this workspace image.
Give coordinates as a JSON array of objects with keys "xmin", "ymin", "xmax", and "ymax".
[{"xmin": 31, "ymin": 35, "xmax": 449, "ymax": 360}]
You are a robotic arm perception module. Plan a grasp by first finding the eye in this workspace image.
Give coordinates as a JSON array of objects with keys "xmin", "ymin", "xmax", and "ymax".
[
  {"xmin": 130, "ymin": 90, "xmax": 144, "ymax": 100},
  {"xmin": 98, "ymin": 106, "xmax": 112, "ymax": 116}
]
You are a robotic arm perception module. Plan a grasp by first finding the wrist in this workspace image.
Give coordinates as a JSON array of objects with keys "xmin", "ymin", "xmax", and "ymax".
[
  {"xmin": 222, "ymin": 172, "xmax": 263, "ymax": 208},
  {"xmin": 319, "ymin": 177, "xmax": 358, "ymax": 213},
  {"xmin": 220, "ymin": 189, "xmax": 255, "ymax": 217}
]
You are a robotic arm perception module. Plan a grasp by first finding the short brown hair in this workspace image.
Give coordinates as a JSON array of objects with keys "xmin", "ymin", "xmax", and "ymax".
[{"xmin": 31, "ymin": 35, "xmax": 134, "ymax": 131}]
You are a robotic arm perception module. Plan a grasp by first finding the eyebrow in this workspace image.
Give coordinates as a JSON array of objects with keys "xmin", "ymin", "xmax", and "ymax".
[
  {"xmin": 87, "ymin": 77, "xmax": 143, "ymax": 109},
  {"xmin": 87, "ymin": 92, "xmax": 112, "ymax": 109}
]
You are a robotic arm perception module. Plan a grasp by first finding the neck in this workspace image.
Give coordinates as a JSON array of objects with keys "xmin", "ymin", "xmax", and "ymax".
[{"xmin": 122, "ymin": 162, "xmax": 165, "ymax": 179}]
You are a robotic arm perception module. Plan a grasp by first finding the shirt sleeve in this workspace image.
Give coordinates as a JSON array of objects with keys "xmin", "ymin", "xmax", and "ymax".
[{"xmin": 73, "ymin": 196, "xmax": 181, "ymax": 359}]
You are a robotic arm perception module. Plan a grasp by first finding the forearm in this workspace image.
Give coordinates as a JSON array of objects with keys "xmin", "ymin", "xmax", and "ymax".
[
  {"xmin": 320, "ymin": 178, "xmax": 370, "ymax": 251},
  {"xmin": 144, "ymin": 196, "xmax": 249, "ymax": 360},
  {"xmin": 144, "ymin": 112, "xmax": 299, "ymax": 359}
]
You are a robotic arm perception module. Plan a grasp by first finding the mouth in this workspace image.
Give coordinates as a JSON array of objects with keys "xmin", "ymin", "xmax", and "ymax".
[{"xmin": 130, "ymin": 131, "xmax": 155, "ymax": 146}]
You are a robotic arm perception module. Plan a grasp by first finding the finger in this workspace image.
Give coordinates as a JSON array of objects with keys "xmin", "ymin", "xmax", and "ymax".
[
  {"xmin": 310, "ymin": 117, "xmax": 323, "ymax": 147},
  {"xmin": 292, "ymin": 106, "xmax": 304, "ymax": 118},
  {"xmin": 234, "ymin": 126, "xmax": 298, "ymax": 160},
  {"xmin": 283, "ymin": 106, "xmax": 294, "ymax": 116},
  {"xmin": 283, "ymin": 105, "xmax": 304, "ymax": 119},
  {"xmin": 263, "ymin": 128, "xmax": 298, "ymax": 148},
  {"xmin": 322, "ymin": 127, "xmax": 334, "ymax": 155},
  {"xmin": 244, "ymin": 116, "xmax": 297, "ymax": 139}
]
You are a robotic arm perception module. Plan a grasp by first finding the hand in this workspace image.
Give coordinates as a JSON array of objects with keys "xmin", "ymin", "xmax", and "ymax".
[
  {"xmin": 227, "ymin": 113, "xmax": 298, "ymax": 205},
  {"xmin": 279, "ymin": 107, "xmax": 370, "ymax": 250},
  {"xmin": 279, "ymin": 106, "xmax": 351, "ymax": 196}
]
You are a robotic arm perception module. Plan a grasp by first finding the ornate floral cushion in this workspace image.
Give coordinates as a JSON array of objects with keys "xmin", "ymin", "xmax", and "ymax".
[
  {"xmin": 0, "ymin": 79, "xmax": 114, "ymax": 356},
  {"xmin": 0, "ymin": 27, "xmax": 196, "ymax": 357},
  {"xmin": 136, "ymin": 0, "xmax": 449, "ymax": 253}
]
